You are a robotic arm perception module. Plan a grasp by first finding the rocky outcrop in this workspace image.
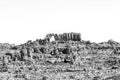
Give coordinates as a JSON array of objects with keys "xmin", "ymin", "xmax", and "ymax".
[
  {"xmin": 45, "ymin": 32, "xmax": 81, "ymax": 41},
  {"xmin": 0, "ymin": 33, "xmax": 120, "ymax": 80}
]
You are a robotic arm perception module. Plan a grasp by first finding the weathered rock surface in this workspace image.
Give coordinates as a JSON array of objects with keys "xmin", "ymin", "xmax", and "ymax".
[{"xmin": 0, "ymin": 33, "xmax": 120, "ymax": 80}]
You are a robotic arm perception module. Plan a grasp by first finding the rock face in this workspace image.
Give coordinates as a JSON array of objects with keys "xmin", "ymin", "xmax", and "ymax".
[{"xmin": 0, "ymin": 33, "xmax": 120, "ymax": 80}]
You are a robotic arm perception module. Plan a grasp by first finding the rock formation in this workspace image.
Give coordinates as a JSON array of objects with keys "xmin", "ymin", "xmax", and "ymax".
[{"xmin": 0, "ymin": 32, "xmax": 120, "ymax": 80}]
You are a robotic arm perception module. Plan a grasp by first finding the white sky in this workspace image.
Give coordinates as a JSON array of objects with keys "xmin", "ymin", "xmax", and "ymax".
[{"xmin": 0, "ymin": 0, "xmax": 120, "ymax": 45}]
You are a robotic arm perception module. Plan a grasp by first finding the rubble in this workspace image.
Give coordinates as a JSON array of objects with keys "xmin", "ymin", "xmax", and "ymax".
[{"xmin": 0, "ymin": 32, "xmax": 120, "ymax": 80}]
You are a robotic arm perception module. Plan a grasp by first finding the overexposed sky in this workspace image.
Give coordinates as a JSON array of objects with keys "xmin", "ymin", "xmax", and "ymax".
[{"xmin": 0, "ymin": 0, "xmax": 120, "ymax": 45}]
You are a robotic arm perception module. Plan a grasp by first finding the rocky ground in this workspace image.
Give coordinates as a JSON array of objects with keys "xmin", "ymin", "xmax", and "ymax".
[{"xmin": 0, "ymin": 32, "xmax": 120, "ymax": 80}]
